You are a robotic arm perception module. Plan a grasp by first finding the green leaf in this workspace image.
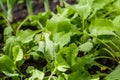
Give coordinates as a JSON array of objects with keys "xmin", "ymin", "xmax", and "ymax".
[
  {"xmin": 16, "ymin": 30, "xmax": 38, "ymax": 43},
  {"xmin": 56, "ymin": 51, "xmax": 70, "ymax": 72},
  {"xmin": 75, "ymin": 4, "xmax": 91, "ymax": 20},
  {"xmin": 92, "ymin": 0, "xmax": 111, "ymax": 10},
  {"xmin": 12, "ymin": 46, "xmax": 23, "ymax": 62},
  {"xmin": 3, "ymin": 36, "xmax": 20, "ymax": 59},
  {"xmin": 66, "ymin": 44, "xmax": 78, "ymax": 66},
  {"xmin": 113, "ymin": 15, "xmax": 120, "ymax": 35},
  {"xmin": 79, "ymin": 42, "xmax": 93, "ymax": 52},
  {"xmin": 79, "ymin": 0, "xmax": 94, "ymax": 6},
  {"xmin": 38, "ymin": 33, "xmax": 56, "ymax": 60},
  {"xmin": 89, "ymin": 19, "xmax": 115, "ymax": 36},
  {"xmin": 26, "ymin": 66, "xmax": 45, "ymax": 80},
  {"xmin": 69, "ymin": 71, "xmax": 90, "ymax": 80},
  {"xmin": 113, "ymin": 0, "xmax": 120, "ymax": 13},
  {"xmin": 52, "ymin": 32, "xmax": 71, "ymax": 48},
  {"xmin": 44, "ymin": 33, "xmax": 56, "ymax": 60},
  {"xmin": 56, "ymin": 54, "xmax": 70, "ymax": 72},
  {"xmin": 4, "ymin": 26, "xmax": 13, "ymax": 41},
  {"xmin": 0, "ymin": 55, "xmax": 16, "ymax": 73},
  {"xmin": 105, "ymin": 64, "xmax": 120, "ymax": 80},
  {"xmin": 46, "ymin": 15, "xmax": 74, "ymax": 34},
  {"xmin": 38, "ymin": 41, "xmax": 45, "ymax": 54},
  {"xmin": 56, "ymin": 43, "xmax": 78, "ymax": 72}
]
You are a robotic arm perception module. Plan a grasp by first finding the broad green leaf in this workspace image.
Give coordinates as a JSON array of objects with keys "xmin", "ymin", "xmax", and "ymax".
[
  {"xmin": 56, "ymin": 43, "xmax": 78, "ymax": 72},
  {"xmin": 79, "ymin": 42, "xmax": 93, "ymax": 52},
  {"xmin": 56, "ymin": 53, "xmax": 70, "ymax": 72},
  {"xmin": 113, "ymin": 0, "xmax": 120, "ymax": 13},
  {"xmin": 89, "ymin": 19, "xmax": 115, "ymax": 36},
  {"xmin": 46, "ymin": 15, "xmax": 74, "ymax": 34},
  {"xmin": 12, "ymin": 46, "xmax": 23, "ymax": 62},
  {"xmin": 105, "ymin": 64, "xmax": 120, "ymax": 80},
  {"xmin": 4, "ymin": 26, "xmax": 13, "ymax": 41},
  {"xmin": 16, "ymin": 30, "xmax": 38, "ymax": 43},
  {"xmin": 92, "ymin": 0, "xmax": 111, "ymax": 10},
  {"xmin": 65, "ymin": 43, "xmax": 78, "ymax": 66},
  {"xmin": 69, "ymin": 71, "xmax": 91, "ymax": 80},
  {"xmin": 79, "ymin": 0, "xmax": 94, "ymax": 6},
  {"xmin": 60, "ymin": 2, "xmax": 76, "ymax": 17},
  {"xmin": 38, "ymin": 41, "xmax": 45, "ymax": 54},
  {"xmin": 75, "ymin": 4, "xmax": 91, "ymax": 20},
  {"xmin": 26, "ymin": 66, "xmax": 45, "ymax": 80},
  {"xmin": 30, "ymin": 52, "xmax": 40, "ymax": 60},
  {"xmin": 38, "ymin": 33, "xmax": 56, "ymax": 60},
  {"xmin": 0, "ymin": 55, "xmax": 15, "ymax": 73},
  {"xmin": 113, "ymin": 15, "xmax": 120, "ymax": 35},
  {"xmin": 3, "ymin": 36, "xmax": 20, "ymax": 59},
  {"xmin": 52, "ymin": 32, "xmax": 71, "ymax": 48},
  {"xmin": 44, "ymin": 33, "xmax": 56, "ymax": 60}
]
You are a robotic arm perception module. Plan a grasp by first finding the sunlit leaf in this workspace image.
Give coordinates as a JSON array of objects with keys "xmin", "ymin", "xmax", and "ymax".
[
  {"xmin": 12, "ymin": 46, "xmax": 23, "ymax": 62},
  {"xmin": 89, "ymin": 19, "xmax": 115, "ymax": 36},
  {"xmin": 16, "ymin": 30, "xmax": 38, "ymax": 43},
  {"xmin": 113, "ymin": 15, "xmax": 120, "ymax": 35},
  {"xmin": 105, "ymin": 65, "xmax": 120, "ymax": 80},
  {"xmin": 52, "ymin": 32, "xmax": 71, "ymax": 48},
  {"xmin": 0, "ymin": 55, "xmax": 15, "ymax": 73},
  {"xmin": 79, "ymin": 42, "xmax": 93, "ymax": 52},
  {"xmin": 26, "ymin": 66, "xmax": 45, "ymax": 80},
  {"xmin": 46, "ymin": 15, "xmax": 74, "ymax": 34},
  {"xmin": 75, "ymin": 4, "xmax": 91, "ymax": 20}
]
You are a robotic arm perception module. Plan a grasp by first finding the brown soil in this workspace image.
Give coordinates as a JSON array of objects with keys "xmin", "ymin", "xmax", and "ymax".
[{"xmin": 13, "ymin": 0, "xmax": 77, "ymax": 22}]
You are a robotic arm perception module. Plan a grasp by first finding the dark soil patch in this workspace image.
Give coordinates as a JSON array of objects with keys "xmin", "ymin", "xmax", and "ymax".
[
  {"xmin": 20, "ymin": 57, "xmax": 47, "ymax": 78},
  {"xmin": 0, "ymin": 25, "xmax": 4, "ymax": 53},
  {"xmin": 13, "ymin": 0, "xmax": 77, "ymax": 22}
]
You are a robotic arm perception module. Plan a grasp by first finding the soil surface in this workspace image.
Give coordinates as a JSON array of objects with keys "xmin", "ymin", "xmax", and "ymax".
[{"xmin": 13, "ymin": 0, "xmax": 77, "ymax": 21}]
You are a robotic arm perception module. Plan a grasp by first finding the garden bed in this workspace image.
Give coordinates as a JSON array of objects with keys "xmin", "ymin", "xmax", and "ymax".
[{"xmin": 0, "ymin": 0, "xmax": 120, "ymax": 80}]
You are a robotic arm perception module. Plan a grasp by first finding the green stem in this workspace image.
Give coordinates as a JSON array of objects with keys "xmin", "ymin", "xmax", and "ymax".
[
  {"xmin": 2, "ymin": 14, "xmax": 16, "ymax": 34},
  {"xmin": 96, "ymin": 38, "xmax": 119, "ymax": 62},
  {"xmin": 7, "ymin": 0, "xmax": 17, "ymax": 22},
  {"xmin": 60, "ymin": 0, "xmax": 64, "ymax": 7},
  {"xmin": 110, "ymin": 41, "xmax": 120, "ymax": 52},
  {"xmin": 48, "ymin": 68, "xmax": 57, "ymax": 80},
  {"xmin": 16, "ymin": 17, "xmax": 29, "ymax": 34},
  {"xmin": 82, "ymin": 19, "xmax": 85, "ymax": 31},
  {"xmin": 26, "ymin": 0, "xmax": 33, "ymax": 16},
  {"xmin": 0, "ymin": 0, "xmax": 7, "ymax": 13},
  {"xmin": 37, "ymin": 21, "xmax": 43, "ymax": 29},
  {"xmin": 44, "ymin": 0, "xmax": 50, "ymax": 12}
]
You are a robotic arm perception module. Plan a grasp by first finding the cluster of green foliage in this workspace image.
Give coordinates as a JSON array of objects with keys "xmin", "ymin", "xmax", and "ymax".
[{"xmin": 1, "ymin": 0, "xmax": 120, "ymax": 80}]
